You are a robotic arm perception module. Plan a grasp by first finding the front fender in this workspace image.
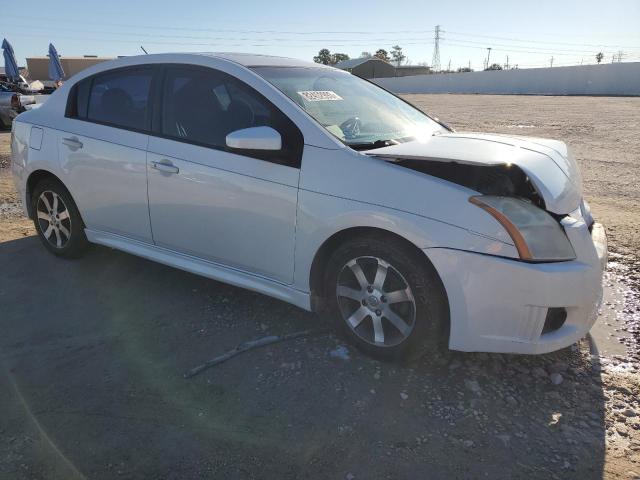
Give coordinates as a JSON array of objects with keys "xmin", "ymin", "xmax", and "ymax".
[{"xmin": 293, "ymin": 188, "xmax": 518, "ymax": 292}]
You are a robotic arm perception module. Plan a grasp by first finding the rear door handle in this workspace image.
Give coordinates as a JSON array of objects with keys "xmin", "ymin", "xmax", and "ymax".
[
  {"xmin": 151, "ymin": 160, "xmax": 179, "ymax": 174},
  {"xmin": 62, "ymin": 137, "xmax": 83, "ymax": 149}
]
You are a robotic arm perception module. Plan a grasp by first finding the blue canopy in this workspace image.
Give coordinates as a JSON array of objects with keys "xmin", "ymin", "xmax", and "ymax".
[
  {"xmin": 48, "ymin": 43, "xmax": 65, "ymax": 81},
  {"xmin": 2, "ymin": 38, "xmax": 20, "ymax": 82}
]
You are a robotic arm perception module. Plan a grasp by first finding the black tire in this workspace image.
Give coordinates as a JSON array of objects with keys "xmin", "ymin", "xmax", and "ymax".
[
  {"xmin": 31, "ymin": 177, "xmax": 89, "ymax": 258},
  {"xmin": 323, "ymin": 233, "xmax": 448, "ymax": 361}
]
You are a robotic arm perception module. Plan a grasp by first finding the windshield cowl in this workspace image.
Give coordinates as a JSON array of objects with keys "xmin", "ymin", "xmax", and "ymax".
[{"xmin": 347, "ymin": 139, "xmax": 402, "ymax": 151}]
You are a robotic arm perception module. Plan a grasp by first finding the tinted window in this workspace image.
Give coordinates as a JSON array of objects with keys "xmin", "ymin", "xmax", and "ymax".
[
  {"xmin": 161, "ymin": 67, "xmax": 302, "ymax": 166},
  {"xmin": 74, "ymin": 80, "xmax": 91, "ymax": 118},
  {"xmin": 85, "ymin": 68, "xmax": 152, "ymax": 130}
]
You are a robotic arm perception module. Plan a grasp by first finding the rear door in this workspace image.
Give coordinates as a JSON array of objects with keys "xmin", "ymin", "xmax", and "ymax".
[
  {"xmin": 59, "ymin": 66, "xmax": 155, "ymax": 243},
  {"xmin": 146, "ymin": 66, "xmax": 303, "ymax": 284}
]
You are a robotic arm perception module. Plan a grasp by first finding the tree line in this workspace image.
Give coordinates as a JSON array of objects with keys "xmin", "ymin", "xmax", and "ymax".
[
  {"xmin": 313, "ymin": 47, "xmax": 614, "ymax": 71},
  {"xmin": 313, "ymin": 45, "xmax": 407, "ymax": 66}
]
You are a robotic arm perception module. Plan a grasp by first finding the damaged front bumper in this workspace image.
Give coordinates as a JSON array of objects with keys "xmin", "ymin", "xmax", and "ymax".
[{"xmin": 424, "ymin": 218, "xmax": 607, "ymax": 354}]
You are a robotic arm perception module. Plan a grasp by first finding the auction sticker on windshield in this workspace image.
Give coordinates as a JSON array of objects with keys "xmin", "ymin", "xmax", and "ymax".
[{"xmin": 298, "ymin": 90, "xmax": 343, "ymax": 102}]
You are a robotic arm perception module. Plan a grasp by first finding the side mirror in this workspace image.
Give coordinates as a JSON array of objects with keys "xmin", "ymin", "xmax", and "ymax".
[{"xmin": 226, "ymin": 126, "xmax": 282, "ymax": 151}]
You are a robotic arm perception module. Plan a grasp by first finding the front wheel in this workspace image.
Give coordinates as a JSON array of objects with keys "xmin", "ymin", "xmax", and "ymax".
[
  {"xmin": 323, "ymin": 235, "xmax": 448, "ymax": 361},
  {"xmin": 31, "ymin": 178, "xmax": 88, "ymax": 258}
]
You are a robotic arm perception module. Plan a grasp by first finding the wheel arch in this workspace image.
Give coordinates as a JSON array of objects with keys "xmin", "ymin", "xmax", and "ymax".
[
  {"xmin": 25, "ymin": 170, "xmax": 73, "ymax": 219},
  {"xmin": 309, "ymin": 226, "xmax": 450, "ymax": 329}
]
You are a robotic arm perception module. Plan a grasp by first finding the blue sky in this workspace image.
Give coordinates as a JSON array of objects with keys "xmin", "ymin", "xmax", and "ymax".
[{"xmin": 2, "ymin": 0, "xmax": 639, "ymax": 70}]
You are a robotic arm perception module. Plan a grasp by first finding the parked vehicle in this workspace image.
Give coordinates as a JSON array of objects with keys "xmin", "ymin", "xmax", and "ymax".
[
  {"xmin": 11, "ymin": 53, "xmax": 607, "ymax": 359},
  {"xmin": 0, "ymin": 83, "xmax": 18, "ymax": 128},
  {"xmin": 0, "ymin": 73, "xmax": 31, "ymax": 90},
  {"xmin": 0, "ymin": 81, "xmax": 48, "ymax": 129}
]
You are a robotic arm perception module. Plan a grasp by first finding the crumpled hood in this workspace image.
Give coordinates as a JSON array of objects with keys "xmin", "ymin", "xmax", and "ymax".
[{"xmin": 366, "ymin": 132, "xmax": 583, "ymax": 214}]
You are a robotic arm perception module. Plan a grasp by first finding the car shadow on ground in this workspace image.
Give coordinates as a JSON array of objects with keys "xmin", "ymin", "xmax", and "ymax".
[{"xmin": 0, "ymin": 236, "xmax": 606, "ymax": 479}]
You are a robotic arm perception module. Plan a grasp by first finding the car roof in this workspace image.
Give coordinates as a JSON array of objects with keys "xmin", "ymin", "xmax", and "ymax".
[
  {"xmin": 193, "ymin": 52, "xmax": 327, "ymax": 68},
  {"xmin": 22, "ymin": 51, "xmax": 345, "ymax": 151}
]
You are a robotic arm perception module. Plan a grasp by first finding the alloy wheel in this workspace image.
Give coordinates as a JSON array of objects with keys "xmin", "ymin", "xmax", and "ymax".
[
  {"xmin": 36, "ymin": 190, "xmax": 72, "ymax": 248},
  {"xmin": 336, "ymin": 256, "xmax": 416, "ymax": 347}
]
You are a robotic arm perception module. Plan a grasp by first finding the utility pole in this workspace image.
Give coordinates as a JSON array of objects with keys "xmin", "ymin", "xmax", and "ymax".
[
  {"xmin": 505, "ymin": 55, "xmax": 509, "ymax": 69},
  {"xmin": 432, "ymin": 25, "xmax": 441, "ymax": 72},
  {"xmin": 468, "ymin": 60, "xmax": 471, "ymax": 70},
  {"xmin": 617, "ymin": 50, "xmax": 624, "ymax": 62},
  {"xmin": 550, "ymin": 56, "xmax": 554, "ymax": 68},
  {"xmin": 447, "ymin": 59, "xmax": 451, "ymax": 71},
  {"xmin": 485, "ymin": 47, "xmax": 492, "ymax": 69}
]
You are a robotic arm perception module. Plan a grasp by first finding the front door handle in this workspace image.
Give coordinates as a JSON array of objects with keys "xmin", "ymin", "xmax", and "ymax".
[
  {"xmin": 62, "ymin": 137, "xmax": 83, "ymax": 149},
  {"xmin": 151, "ymin": 160, "xmax": 179, "ymax": 174}
]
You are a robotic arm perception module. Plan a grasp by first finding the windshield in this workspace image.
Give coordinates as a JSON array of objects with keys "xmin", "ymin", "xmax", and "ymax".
[{"xmin": 252, "ymin": 66, "xmax": 443, "ymax": 148}]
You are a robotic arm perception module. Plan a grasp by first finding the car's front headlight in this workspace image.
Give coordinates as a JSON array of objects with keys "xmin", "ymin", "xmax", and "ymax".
[{"xmin": 469, "ymin": 195, "xmax": 576, "ymax": 262}]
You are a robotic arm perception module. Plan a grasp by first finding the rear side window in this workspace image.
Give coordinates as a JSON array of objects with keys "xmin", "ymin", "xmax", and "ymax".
[
  {"xmin": 67, "ymin": 67, "xmax": 153, "ymax": 132},
  {"xmin": 87, "ymin": 69, "xmax": 152, "ymax": 130},
  {"xmin": 160, "ymin": 66, "xmax": 303, "ymax": 167}
]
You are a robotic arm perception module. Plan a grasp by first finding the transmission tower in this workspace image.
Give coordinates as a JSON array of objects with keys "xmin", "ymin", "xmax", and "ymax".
[
  {"xmin": 432, "ymin": 25, "xmax": 441, "ymax": 72},
  {"xmin": 485, "ymin": 47, "xmax": 492, "ymax": 69}
]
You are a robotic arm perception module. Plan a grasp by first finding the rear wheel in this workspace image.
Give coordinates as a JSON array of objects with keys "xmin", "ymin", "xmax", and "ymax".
[
  {"xmin": 31, "ymin": 178, "xmax": 88, "ymax": 258},
  {"xmin": 323, "ymin": 234, "xmax": 448, "ymax": 361}
]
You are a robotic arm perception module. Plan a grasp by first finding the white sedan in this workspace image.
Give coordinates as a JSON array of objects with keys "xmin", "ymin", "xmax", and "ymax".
[{"xmin": 11, "ymin": 53, "xmax": 607, "ymax": 359}]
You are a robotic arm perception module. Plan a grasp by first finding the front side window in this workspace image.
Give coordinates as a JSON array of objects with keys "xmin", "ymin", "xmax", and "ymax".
[
  {"xmin": 252, "ymin": 66, "xmax": 444, "ymax": 149},
  {"xmin": 160, "ymin": 67, "xmax": 302, "ymax": 165},
  {"xmin": 83, "ymin": 68, "xmax": 153, "ymax": 131}
]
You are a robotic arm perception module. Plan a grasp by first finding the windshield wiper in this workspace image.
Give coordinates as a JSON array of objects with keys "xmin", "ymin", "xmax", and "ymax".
[{"xmin": 347, "ymin": 139, "xmax": 400, "ymax": 151}]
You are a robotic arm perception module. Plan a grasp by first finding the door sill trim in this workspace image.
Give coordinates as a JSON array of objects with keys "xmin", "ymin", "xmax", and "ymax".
[{"xmin": 85, "ymin": 229, "xmax": 312, "ymax": 311}]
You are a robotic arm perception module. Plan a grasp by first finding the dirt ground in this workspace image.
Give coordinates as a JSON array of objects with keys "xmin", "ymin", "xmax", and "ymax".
[{"xmin": 1, "ymin": 95, "xmax": 639, "ymax": 479}]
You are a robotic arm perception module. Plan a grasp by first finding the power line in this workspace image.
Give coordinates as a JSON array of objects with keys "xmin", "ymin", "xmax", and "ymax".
[
  {"xmin": 3, "ymin": 15, "xmax": 639, "ymax": 55},
  {"xmin": 6, "ymin": 13, "xmax": 638, "ymax": 48},
  {"xmin": 7, "ymin": 29, "xmax": 638, "ymax": 68},
  {"xmin": 443, "ymin": 41, "xmax": 633, "ymax": 57},
  {"xmin": 0, "ymin": 29, "xmax": 439, "ymax": 48},
  {"xmin": 3, "ymin": 16, "xmax": 640, "ymax": 69},
  {"xmin": 1, "ymin": 24, "xmax": 443, "ymax": 44},
  {"xmin": 5, "ymin": 23, "xmax": 634, "ymax": 58},
  {"xmin": 444, "ymin": 36, "xmax": 626, "ymax": 55},
  {"xmin": 445, "ymin": 30, "xmax": 640, "ymax": 49}
]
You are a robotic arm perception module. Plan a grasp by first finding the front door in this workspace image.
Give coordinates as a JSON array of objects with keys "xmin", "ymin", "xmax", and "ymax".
[{"xmin": 146, "ymin": 66, "xmax": 303, "ymax": 284}]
